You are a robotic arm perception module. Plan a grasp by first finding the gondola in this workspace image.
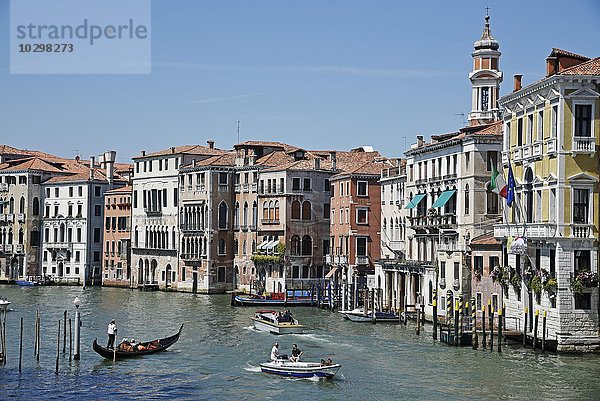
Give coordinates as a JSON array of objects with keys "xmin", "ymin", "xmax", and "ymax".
[{"xmin": 92, "ymin": 324, "xmax": 183, "ymax": 360}]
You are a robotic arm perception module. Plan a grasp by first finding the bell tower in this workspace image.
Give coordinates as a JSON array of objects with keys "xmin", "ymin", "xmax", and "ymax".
[{"xmin": 468, "ymin": 14, "xmax": 502, "ymax": 126}]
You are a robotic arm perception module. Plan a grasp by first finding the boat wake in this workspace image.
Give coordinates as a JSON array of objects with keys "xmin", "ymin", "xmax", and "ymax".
[
  {"xmin": 243, "ymin": 363, "xmax": 262, "ymax": 373},
  {"xmin": 242, "ymin": 325, "xmax": 260, "ymax": 332}
]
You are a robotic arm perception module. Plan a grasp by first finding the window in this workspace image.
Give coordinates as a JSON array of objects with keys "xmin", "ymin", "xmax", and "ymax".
[
  {"xmin": 95, "ymin": 186, "xmax": 101, "ymax": 197},
  {"xmin": 55, "ymin": 188, "xmax": 59, "ymax": 197},
  {"xmin": 301, "ymin": 235, "xmax": 312, "ymax": 256},
  {"xmin": 93, "ymin": 228, "xmax": 100, "ymax": 242},
  {"xmin": 356, "ymin": 208, "xmax": 368, "ymax": 224},
  {"xmin": 486, "ymin": 151, "xmax": 497, "ymax": 172},
  {"xmin": 527, "ymin": 114, "xmax": 533, "ymax": 144},
  {"xmin": 218, "ymin": 202, "xmax": 228, "ymax": 229},
  {"xmin": 551, "ymin": 105, "xmax": 558, "ymax": 138},
  {"xmin": 292, "ymin": 178, "xmax": 301, "ymax": 191},
  {"xmin": 290, "ymin": 235, "xmax": 300, "ymax": 255},
  {"xmin": 291, "ymin": 201, "xmax": 301, "ymax": 220},
  {"xmin": 323, "ymin": 203, "xmax": 330, "ymax": 219},
  {"xmin": 357, "ymin": 181, "xmax": 368, "ymax": 197},
  {"xmin": 574, "ymin": 104, "xmax": 592, "ymax": 137},
  {"xmin": 218, "ymin": 238, "xmax": 226, "ymax": 255},
  {"xmin": 302, "ymin": 201, "xmax": 311, "ymax": 220},
  {"xmin": 575, "ymin": 293, "xmax": 592, "ymax": 310},
  {"xmin": 94, "ymin": 204, "xmax": 101, "ymax": 216},
  {"xmin": 76, "ymin": 228, "xmax": 82, "ymax": 242},
  {"xmin": 94, "ymin": 251, "xmax": 100, "ymax": 262},
  {"xmin": 453, "ymin": 262, "xmax": 460, "ymax": 280},
  {"xmin": 517, "ymin": 118, "xmax": 523, "ymax": 146},
  {"xmin": 356, "ymin": 237, "xmax": 367, "ymax": 256},
  {"xmin": 303, "ymin": 178, "xmax": 311, "ymax": 191},
  {"xmin": 537, "ymin": 110, "xmax": 544, "ymax": 140},
  {"xmin": 574, "ymin": 250, "xmax": 591, "ymax": 274},
  {"xmin": 69, "ymin": 187, "xmax": 73, "ymax": 197},
  {"xmin": 573, "ymin": 189, "xmax": 589, "ymax": 224},
  {"xmin": 173, "ymin": 188, "xmax": 178, "ymax": 207},
  {"xmin": 218, "ymin": 172, "xmax": 228, "ymax": 185},
  {"xmin": 324, "ymin": 179, "xmax": 330, "ymax": 192},
  {"xmin": 75, "ymin": 251, "xmax": 80, "ymax": 262},
  {"xmin": 473, "ymin": 256, "xmax": 483, "ymax": 275},
  {"xmin": 440, "ymin": 261, "xmax": 446, "ymax": 279},
  {"xmin": 464, "ymin": 184, "xmax": 470, "ymax": 215},
  {"xmin": 486, "ymin": 184, "xmax": 498, "ymax": 214}
]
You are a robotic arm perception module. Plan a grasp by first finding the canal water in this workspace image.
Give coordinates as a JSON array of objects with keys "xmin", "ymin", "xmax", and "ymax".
[{"xmin": 0, "ymin": 285, "xmax": 598, "ymax": 400}]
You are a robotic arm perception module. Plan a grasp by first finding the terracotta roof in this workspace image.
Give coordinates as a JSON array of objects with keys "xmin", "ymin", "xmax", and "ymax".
[
  {"xmin": 135, "ymin": 145, "xmax": 226, "ymax": 159},
  {"xmin": 331, "ymin": 159, "xmax": 391, "ymax": 179},
  {"xmin": 44, "ymin": 169, "xmax": 122, "ymax": 184},
  {"xmin": 0, "ymin": 157, "xmax": 65, "ymax": 173},
  {"xmin": 557, "ymin": 57, "xmax": 600, "ymax": 75},
  {"xmin": 114, "ymin": 163, "xmax": 133, "ymax": 172},
  {"xmin": 187, "ymin": 152, "xmax": 237, "ymax": 168},
  {"xmin": 255, "ymin": 150, "xmax": 296, "ymax": 167},
  {"xmin": 261, "ymin": 157, "xmax": 332, "ymax": 173},
  {"xmin": 0, "ymin": 144, "xmax": 58, "ymax": 159},
  {"xmin": 467, "ymin": 120, "xmax": 503, "ymax": 136},
  {"xmin": 235, "ymin": 141, "xmax": 301, "ymax": 153},
  {"xmin": 470, "ymin": 233, "xmax": 501, "ymax": 246},
  {"xmin": 549, "ymin": 48, "xmax": 590, "ymax": 61},
  {"xmin": 105, "ymin": 185, "xmax": 133, "ymax": 194}
]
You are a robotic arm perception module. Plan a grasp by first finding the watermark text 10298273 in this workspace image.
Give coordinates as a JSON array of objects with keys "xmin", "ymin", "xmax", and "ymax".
[{"xmin": 10, "ymin": 0, "xmax": 151, "ymax": 74}]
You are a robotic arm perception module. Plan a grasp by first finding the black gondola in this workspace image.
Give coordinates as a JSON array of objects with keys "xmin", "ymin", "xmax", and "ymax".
[{"xmin": 92, "ymin": 324, "xmax": 183, "ymax": 360}]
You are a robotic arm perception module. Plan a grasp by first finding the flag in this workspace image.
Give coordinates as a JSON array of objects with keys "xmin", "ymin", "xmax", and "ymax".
[
  {"xmin": 490, "ymin": 165, "xmax": 508, "ymax": 198},
  {"xmin": 507, "ymin": 164, "xmax": 515, "ymax": 207}
]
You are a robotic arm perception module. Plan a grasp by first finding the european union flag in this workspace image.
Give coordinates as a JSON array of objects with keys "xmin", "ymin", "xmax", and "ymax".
[{"xmin": 507, "ymin": 163, "xmax": 515, "ymax": 207}]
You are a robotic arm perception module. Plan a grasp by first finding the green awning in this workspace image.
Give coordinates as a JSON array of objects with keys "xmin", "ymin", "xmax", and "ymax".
[
  {"xmin": 405, "ymin": 193, "xmax": 426, "ymax": 209},
  {"xmin": 431, "ymin": 190, "xmax": 456, "ymax": 208}
]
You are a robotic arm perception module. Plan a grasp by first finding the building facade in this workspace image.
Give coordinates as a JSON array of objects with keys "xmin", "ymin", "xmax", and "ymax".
[
  {"xmin": 495, "ymin": 49, "xmax": 600, "ymax": 351},
  {"xmin": 102, "ymin": 185, "xmax": 133, "ymax": 287}
]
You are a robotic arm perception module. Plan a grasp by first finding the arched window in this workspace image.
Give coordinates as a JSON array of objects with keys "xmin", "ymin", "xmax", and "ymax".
[
  {"xmin": 382, "ymin": 218, "xmax": 387, "ymax": 231},
  {"xmin": 302, "ymin": 201, "xmax": 311, "ymax": 220},
  {"xmin": 19, "ymin": 196, "xmax": 25, "ymax": 214},
  {"xmin": 18, "ymin": 228, "xmax": 24, "ymax": 245},
  {"xmin": 218, "ymin": 238, "xmax": 226, "ymax": 255},
  {"xmin": 218, "ymin": 202, "xmax": 228, "ymax": 229},
  {"xmin": 32, "ymin": 197, "xmax": 39, "ymax": 216},
  {"xmin": 234, "ymin": 239, "xmax": 239, "ymax": 255},
  {"xmin": 301, "ymin": 235, "xmax": 312, "ymax": 256},
  {"xmin": 243, "ymin": 201, "xmax": 248, "ymax": 227},
  {"xmin": 524, "ymin": 167, "xmax": 534, "ymax": 223},
  {"xmin": 234, "ymin": 202, "xmax": 240, "ymax": 228},
  {"xmin": 428, "ymin": 281, "xmax": 433, "ymax": 304},
  {"xmin": 134, "ymin": 226, "xmax": 139, "ymax": 247},
  {"xmin": 291, "ymin": 200, "xmax": 301, "ymax": 220},
  {"xmin": 59, "ymin": 224, "xmax": 65, "ymax": 242},
  {"xmin": 486, "ymin": 183, "xmax": 498, "ymax": 214},
  {"xmin": 464, "ymin": 184, "xmax": 470, "ymax": 215},
  {"xmin": 252, "ymin": 201, "xmax": 258, "ymax": 227},
  {"xmin": 9, "ymin": 197, "xmax": 14, "ymax": 214},
  {"xmin": 290, "ymin": 235, "xmax": 300, "ymax": 255},
  {"xmin": 274, "ymin": 201, "xmax": 280, "ymax": 221},
  {"xmin": 268, "ymin": 201, "xmax": 275, "ymax": 221},
  {"xmin": 243, "ymin": 240, "xmax": 247, "ymax": 255},
  {"xmin": 262, "ymin": 201, "xmax": 269, "ymax": 220}
]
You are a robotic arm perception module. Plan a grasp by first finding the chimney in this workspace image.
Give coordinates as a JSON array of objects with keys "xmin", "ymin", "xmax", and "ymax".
[
  {"xmin": 314, "ymin": 158, "xmax": 321, "ymax": 170},
  {"xmin": 171, "ymin": 146, "xmax": 176, "ymax": 154},
  {"xmin": 89, "ymin": 156, "xmax": 95, "ymax": 180},
  {"xmin": 191, "ymin": 159, "xmax": 196, "ymax": 168},
  {"xmin": 416, "ymin": 135, "xmax": 424, "ymax": 147},
  {"xmin": 330, "ymin": 151, "xmax": 337, "ymax": 171},
  {"xmin": 207, "ymin": 140, "xmax": 215, "ymax": 149},
  {"xmin": 104, "ymin": 150, "xmax": 116, "ymax": 189},
  {"xmin": 513, "ymin": 74, "xmax": 522, "ymax": 92},
  {"xmin": 546, "ymin": 56, "xmax": 558, "ymax": 77},
  {"xmin": 141, "ymin": 150, "xmax": 146, "ymax": 156}
]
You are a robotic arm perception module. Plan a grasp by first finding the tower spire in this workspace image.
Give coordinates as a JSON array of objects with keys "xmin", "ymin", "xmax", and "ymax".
[{"xmin": 468, "ymin": 14, "xmax": 503, "ymax": 126}]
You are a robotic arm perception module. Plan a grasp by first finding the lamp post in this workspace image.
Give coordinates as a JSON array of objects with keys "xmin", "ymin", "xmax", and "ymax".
[{"xmin": 73, "ymin": 296, "xmax": 81, "ymax": 360}]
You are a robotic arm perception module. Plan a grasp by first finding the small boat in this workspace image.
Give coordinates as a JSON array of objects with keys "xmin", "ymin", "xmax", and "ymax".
[
  {"xmin": 260, "ymin": 359, "xmax": 341, "ymax": 379},
  {"xmin": 0, "ymin": 299, "xmax": 10, "ymax": 312},
  {"xmin": 339, "ymin": 308, "xmax": 400, "ymax": 323},
  {"xmin": 234, "ymin": 291, "xmax": 315, "ymax": 307},
  {"xmin": 15, "ymin": 279, "xmax": 42, "ymax": 287},
  {"xmin": 251, "ymin": 310, "xmax": 304, "ymax": 335},
  {"xmin": 92, "ymin": 324, "xmax": 183, "ymax": 360}
]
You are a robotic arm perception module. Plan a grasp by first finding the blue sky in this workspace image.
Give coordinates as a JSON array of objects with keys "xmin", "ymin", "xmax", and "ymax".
[{"xmin": 1, "ymin": 0, "xmax": 599, "ymax": 163}]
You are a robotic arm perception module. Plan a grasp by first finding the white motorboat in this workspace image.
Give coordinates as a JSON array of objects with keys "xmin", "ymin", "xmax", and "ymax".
[
  {"xmin": 0, "ymin": 299, "xmax": 11, "ymax": 312},
  {"xmin": 338, "ymin": 308, "xmax": 400, "ymax": 322},
  {"xmin": 251, "ymin": 310, "xmax": 304, "ymax": 335},
  {"xmin": 260, "ymin": 359, "xmax": 341, "ymax": 379}
]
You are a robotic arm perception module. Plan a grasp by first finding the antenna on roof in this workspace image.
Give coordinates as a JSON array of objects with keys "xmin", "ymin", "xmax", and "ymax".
[
  {"xmin": 235, "ymin": 120, "xmax": 241, "ymax": 144},
  {"xmin": 73, "ymin": 149, "xmax": 80, "ymax": 159},
  {"xmin": 454, "ymin": 113, "xmax": 466, "ymax": 125}
]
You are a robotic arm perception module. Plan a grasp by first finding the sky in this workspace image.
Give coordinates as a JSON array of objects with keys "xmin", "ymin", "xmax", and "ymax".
[{"xmin": 0, "ymin": 0, "xmax": 599, "ymax": 164}]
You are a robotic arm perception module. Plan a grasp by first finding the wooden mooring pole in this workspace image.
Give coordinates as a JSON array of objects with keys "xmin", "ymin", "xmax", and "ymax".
[
  {"xmin": 489, "ymin": 302, "xmax": 494, "ymax": 352},
  {"xmin": 533, "ymin": 310, "xmax": 539, "ymax": 351},
  {"xmin": 471, "ymin": 297, "xmax": 478, "ymax": 350},
  {"xmin": 19, "ymin": 317, "xmax": 23, "ymax": 372},
  {"xmin": 481, "ymin": 304, "xmax": 486, "ymax": 349},
  {"xmin": 432, "ymin": 290, "xmax": 437, "ymax": 340},
  {"xmin": 63, "ymin": 310, "xmax": 67, "ymax": 354},
  {"xmin": 523, "ymin": 307, "xmax": 528, "ymax": 347},
  {"xmin": 542, "ymin": 311, "xmax": 547, "ymax": 353},
  {"xmin": 453, "ymin": 299, "xmax": 459, "ymax": 346},
  {"xmin": 55, "ymin": 320, "xmax": 60, "ymax": 374},
  {"xmin": 36, "ymin": 313, "xmax": 40, "ymax": 362},
  {"xmin": 497, "ymin": 307, "xmax": 502, "ymax": 353},
  {"xmin": 69, "ymin": 318, "xmax": 73, "ymax": 361}
]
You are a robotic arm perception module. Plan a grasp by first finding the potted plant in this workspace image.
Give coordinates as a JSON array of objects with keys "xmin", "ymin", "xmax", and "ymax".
[{"xmin": 543, "ymin": 277, "xmax": 557, "ymax": 294}]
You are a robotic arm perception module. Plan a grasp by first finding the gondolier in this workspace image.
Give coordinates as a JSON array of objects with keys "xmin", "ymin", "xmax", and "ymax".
[{"xmin": 107, "ymin": 320, "xmax": 117, "ymax": 349}]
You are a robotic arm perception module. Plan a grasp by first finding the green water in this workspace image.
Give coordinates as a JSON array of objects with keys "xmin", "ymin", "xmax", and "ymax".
[{"xmin": 0, "ymin": 285, "xmax": 598, "ymax": 400}]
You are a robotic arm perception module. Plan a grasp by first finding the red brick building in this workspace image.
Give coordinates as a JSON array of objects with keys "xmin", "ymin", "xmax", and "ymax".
[{"xmin": 102, "ymin": 185, "xmax": 132, "ymax": 287}]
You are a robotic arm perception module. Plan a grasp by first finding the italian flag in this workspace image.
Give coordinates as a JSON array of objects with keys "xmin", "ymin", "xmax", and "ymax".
[{"xmin": 490, "ymin": 165, "xmax": 508, "ymax": 199}]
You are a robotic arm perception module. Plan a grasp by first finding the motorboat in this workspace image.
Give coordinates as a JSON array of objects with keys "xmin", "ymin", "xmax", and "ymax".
[
  {"xmin": 233, "ymin": 290, "xmax": 316, "ymax": 306},
  {"xmin": 338, "ymin": 308, "xmax": 400, "ymax": 323},
  {"xmin": 251, "ymin": 310, "xmax": 304, "ymax": 335},
  {"xmin": 0, "ymin": 298, "xmax": 10, "ymax": 312},
  {"xmin": 92, "ymin": 324, "xmax": 183, "ymax": 360},
  {"xmin": 15, "ymin": 279, "xmax": 42, "ymax": 287},
  {"xmin": 260, "ymin": 359, "xmax": 341, "ymax": 379}
]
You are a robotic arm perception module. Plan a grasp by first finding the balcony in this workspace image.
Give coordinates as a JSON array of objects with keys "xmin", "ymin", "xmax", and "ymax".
[
  {"xmin": 17, "ymin": 214, "xmax": 25, "ymax": 222},
  {"xmin": 251, "ymin": 183, "xmax": 258, "ymax": 192},
  {"xmin": 438, "ymin": 242, "xmax": 467, "ymax": 253},
  {"xmin": 494, "ymin": 223, "xmax": 557, "ymax": 239},
  {"xmin": 546, "ymin": 137, "xmax": 557, "ymax": 156},
  {"xmin": 512, "ymin": 147, "xmax": 523, "ymax": 163},
  {"xmin": 532, "ymin": 141, "xmax": 543, "ymax": 160},
  {"xmin": 571, "ymin": 224, "xmax": 593, "ymax": 239},
  {"xmin": 234, "ymin": 183, "xmax": 241, "ymax": 193},
  {"xmin": 572, "ymin": 136, "xmax": 596, "ymax": 156},
  {"xmin": 144, "ymin": 208, "xmax": 162, "ymax": 217},
  {"xmin": 218, "ymin": 184, "xmax": 228, "ymax": 192},
  {"xmin": 522, "ymin": 144, "xmax": 532, "ymax": 159},
  {"xmin": 453, "ymin": 279, "xmax": 461, "ymax": 290},
  {"xmin": 388, "ymin": 240, "xmax": 404, "ymax": 252},
  {"xmin": 195, "ymin": 184, "xmax": 206, "ymax": 193},
  {"xmin": 409, "ymin": 214, "xmax": 457, "ymax": 230},
  {"xmin": 356, "ymin": 255, "xmax": 369, "ymax": 265},
  {"xmin": 442, "ymin": 174, "xmax": 457, "ymax": 183},
  {"xmin": 3, "ymin": 244, "xmax": 13, "ymax": 253},
  {"xmin": 1, "ymin": 214, "xmax": 15, "ymax": 223},
  {"xmin": 242, "ymin": 183, "xmax": 250, "ymax": 192},
  {"xmin": 0, "ymin": 183, "xmax": 8, "ymax": 192},
  {"xmin": 180, "ymin": 224, "xmax": 204, "ymax": 233},
  {"xmin": 334, "ymin": 255, "xmax": 348, "ymax": 265},
  {"xmin": 325, "ymin": 254, "xmax": 332, "ymax": 264},
  {"xmin": 261, "ymin": 218, "xmax": 280, "ymax": 225}
]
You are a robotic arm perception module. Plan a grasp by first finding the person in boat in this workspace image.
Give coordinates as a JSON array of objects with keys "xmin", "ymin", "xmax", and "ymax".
[
  {"xmin": 107, "ymin": 320, "xmax": 117, "ymax": 349},
  {"xmin": 270, "ymin": 342, "xmax": 280, "ymax": 360},
  {"xmin": 289, "ymin": 344, "xmax": 302, "ymax": 362},
  {"xmin": 282, "ymin": 310, "xmax": 292, "ymax": 323}
]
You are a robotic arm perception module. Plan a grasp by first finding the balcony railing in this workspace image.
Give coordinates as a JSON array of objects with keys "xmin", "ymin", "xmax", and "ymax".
[
  {"xmin": 522, "ymin": 144, "xmax": 532, "ymax": 159},
  {"xmin": 512, "ymin": 147, "xmax": 523, "ymax": 163},
  {"xmin": 494, "ymin": 223, "xmax": 557, "ymax": 239},
  {"xmin": 546, "ymin": 137, "xmax": 557, "ymax": 155},
  {"xmin": 218, "ymin": 184, "xmax": 228, "ymax": 192},
  {"xmin": 572, "ymin": 136, "xmax": 596, "ymax": 154},
  {"xmin": 3, "ymin": 244, "xmax": 13, "ymax": 253},
  {"xmin": 325, "ymin": 254, "xmax": 332, "ymax": 264},
  {"xmin": 532, "ymin": 141, "xmax": 543, "ymax": 159},
  {"xmin": 145, "ymin": 208, "xmax": 162, "ymax": 216},
  {"xmin": 409, "ymin": 214, "xmax": 457, "ymax": 228},
  {"xmin": 453, "ymin": 279, "xmax": 461, "ymax": 290},
  {"xmin": 356, "ymin": 255, "xmax": 369, "ymax": 265},
  {"xmin": 571, "ymin": 224, "xmax": 593, "ymax": 238},
  {"xmin": 501, "ymin": 150, "xmax": 510, "ymax": 165},
  {"xmin": 0, "ymin": 183, "xmax": 8, "ymax": 192},
  {"xmin": 17, "ymin": 214, "xmax": 25, "ymax": 222},
  {"xmin": 438, "ymin": 242, "xmax": 468, "ymax": 252}
]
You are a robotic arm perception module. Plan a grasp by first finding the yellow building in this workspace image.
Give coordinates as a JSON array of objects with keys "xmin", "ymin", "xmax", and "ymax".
[{"xmin": 495, "ymin": 49, "xmax": 599, "ymax": 352}]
